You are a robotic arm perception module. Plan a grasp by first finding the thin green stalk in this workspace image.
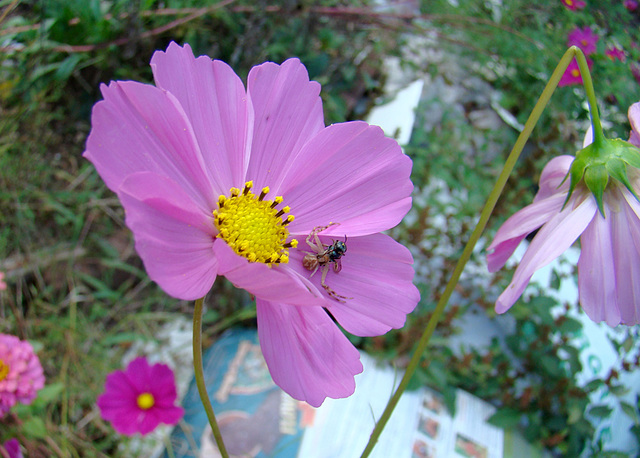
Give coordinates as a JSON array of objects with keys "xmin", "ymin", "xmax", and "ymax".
[
  {"xmin": 573, "ymin": 47, "xmax": 605, "ymax": 144},
  {"xmin": 360, "ymin": 47, "xmax": 582, "ymax": 457},
  {"xmin": 193, "ymin": 297, "xmax": 229, "ymax": 458}
]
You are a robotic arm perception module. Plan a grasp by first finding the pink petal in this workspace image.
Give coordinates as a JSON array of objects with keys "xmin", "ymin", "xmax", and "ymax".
[
  {"xmin": 495, "ymin": 195, "xmax": 597, "ymax": 313},
  {"xmin": 611, "ymin": 191, "xmax": 640, "ymax": 324},
  {"xmin": 245, "ymin": 58, "xmax": 325, "ymax": 191},
  {"xmin": 148, "ymin": 364, "xmax": 178, "ymax": 403},
  {"xmin": 256, "ymin": 300, "xmax": 363, "ymax": 407},
  {"xmin": 487, "ymin": 193, "xmax": 566, "ymax": 272},
  {"xmin": 213, "ymin": 241, "xmax": 325, "ymax": 307},
  {"xmin": 287, "ymin": 233, "xmax": 419, "ymax": 336},
  {"xmin": 110, "ymin": 408, "xmax": 144, "ymax": 435},
  {"xmin": 629, "ymin": 102, "xmax": 640, "ymax": 145},
  {"xmin": 84, "ymin": 81, "xmax": 214, "ymax": 212},
  {"xmin": 124, "ymin": 357, "xmax": 152, "ymax": 393},
  {"xmin": 150, "ymin": 42, "xmax": 248, "ymax": 192},
  {"xmin": 577, "ymin": 208, "xmax": 621, "ymax": 326},
  {"xmin": 279, "ymin": 122, "xmax": 413, "ymax": 235},
  {"xmin": 137, "ymin": 411, "xmax": 161, "ymax": 435},
  {"xmin": 119, "ymin": 172, "xmax": 218, "ymax": 301},
  {"xmin": 154, "ymin": 405, "xmax": 185, "ymax": 426},
  {"xmin": 534, "ymin": 155, "xmax": 573, "ymax": 202}
]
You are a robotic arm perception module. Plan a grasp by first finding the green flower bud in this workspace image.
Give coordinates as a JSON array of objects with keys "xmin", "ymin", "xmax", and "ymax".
[{"xmin": 565, "ymin": 137, "xmax": 640, "ymax": 216}]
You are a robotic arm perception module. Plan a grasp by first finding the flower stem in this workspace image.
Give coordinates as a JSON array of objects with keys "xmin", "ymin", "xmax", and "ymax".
[
  {"xmin": 360, "ymin": 47, "xmax": 581, "ymax": 458},
  {"xmin": 193, "ymin": 297, "xmax": 229, "ymax": 458},
  {"xmin": 572, "ymin": 46, "xmax": 605, "ymax": 144}
]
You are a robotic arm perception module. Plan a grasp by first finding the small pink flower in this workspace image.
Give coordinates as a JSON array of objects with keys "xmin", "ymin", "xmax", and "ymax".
[
  {"xmin": 487, "ymin": 103, "xmax": 640, "ymax": 326},
  {"xmin": 84, "ymin": 42, "xmax": 419, "ymax": 406},
  {"xmin": 97, "ymin": 357, "xmax": 184, "ymax": 435},
  {"xmin": 561, "ymin": 0, "xmax": 586, "ymax": 10},
  {"xmin": 558, "ymin": 57, "xmax": 593, "ymax": 87},
  {"xmin": 625, "ymin": 0, "xmax": 638, "ymax": 11},
  {"xmin": 605, "ymin": 46, "xmax": 626, "ymax": 62},
  {"xmin": 0, "ymin": 334, "xmax": 45, "ymax": 417},
  {"xmin": 0, "ymin": 272, "xmax": 6, "ymax": 291},
  {"xmin": 1, "ymin": 439, "xmax": 23, "ymax": 458},
  {"xmin": 567, "ymin": 26, "xmax": 599, "ymax": 55}
]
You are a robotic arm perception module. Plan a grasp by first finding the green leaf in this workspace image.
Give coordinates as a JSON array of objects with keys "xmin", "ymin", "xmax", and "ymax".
[
  {"xmin": 33, "ymin": 382, "xmax": 65, "ymax": 408},
  {"xmin": 588, "ymin": 404, "xmax": 613, "ymax": 418},
  {"xmin": 620, "ymin": 401, "xmax": 639, "ymax": 424},
  {"xmin": 22, "ymin": 416, "xmax": 47, "ymax": 439},
  {"xmin": 487, "ymin": 408, "xmax": 521, "ymax": 429}
]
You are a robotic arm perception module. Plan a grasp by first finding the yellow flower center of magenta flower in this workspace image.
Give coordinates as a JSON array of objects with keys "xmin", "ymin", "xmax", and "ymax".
[
  {"xmin": 213, "ymin": 181, "xmax": 298, "ymax": 264},
  {"xmin": 137, "ymin": 392, "xmax": 155, "ymax": 410},
  {"xmin": 0, "ymin": 359, "xmax": 9, "ymax": 382}
]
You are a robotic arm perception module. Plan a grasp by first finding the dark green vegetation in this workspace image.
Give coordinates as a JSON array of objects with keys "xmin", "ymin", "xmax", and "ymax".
[{"xmin": 1, "ymin": 0, "xmax": 639, "ymax": 456}]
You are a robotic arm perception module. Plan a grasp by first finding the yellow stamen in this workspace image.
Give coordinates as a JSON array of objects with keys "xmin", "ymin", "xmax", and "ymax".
[
  {"xmin": 214, "ymin": 182, "xmax": 297, "ymax": 265},
  {"xmin": 137, "ymin": 392, "xmax": 155, "ymax": 410},
  {"xmin": 0, "ymin": 359, "xmax": 9, "ymax": 382},
  {"xmin": 571, "ymin": 68, "xmax": 580, "ymax": 77}
]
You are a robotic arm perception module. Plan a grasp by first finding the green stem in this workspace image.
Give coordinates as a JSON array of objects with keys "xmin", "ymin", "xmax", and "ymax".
[
  {"xmin": 193, "ymin": 297, "xmax": 229, "ymax": 458},
  {"xmin": 572, "ymin": 46, "xmax": 605, "ymax": 145},
  {"xmin": 360, "ymin": 47, "xmax": 580, "ymax": 458}
]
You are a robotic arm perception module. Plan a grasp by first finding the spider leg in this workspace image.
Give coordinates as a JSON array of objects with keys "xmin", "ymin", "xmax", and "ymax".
[
  {"xmin": 320, "ymin": 263, "xmax": 351, "ymax": 303},
  {"xmin": 333, "ymin": 258, "xmax": 342, "ymax": 273}
]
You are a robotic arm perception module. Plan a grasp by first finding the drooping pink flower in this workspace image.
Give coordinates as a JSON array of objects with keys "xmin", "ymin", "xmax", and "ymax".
[
  {"xmin": 84, "ymin": 42, "xmax": 419, "ymax": 407},
  {"xmin": 1, "ymin": 439, "xmax": 23, "ymax": 458},
  {"xmin": 487, "ymin": 103, "xmax": 640, "ymax": 326},
  {"xmin": 605, "ymin": 46, "xmax": 626, "ymax": 62},
  {"xmin": 558, "ymin": 57, "xmax": 593, "ymax": 87},
  {"xmin": 561, "ymin": 0, "xmax": 586, "ymax": 10},
  {"xmin": 567, "ymin": 26, "xmax": 599, "ymax": 55},
  {"xmin": 0, "ymin": 272, "xmax": 6, "ymax": 291},
  {"xmin": 97, "ymin": 357, "xmax": 184, "ymax": 435},
  {"xmin": 625, "ymin": 0, "xmax": 638, "ymax": 11},
  {"xmin": 0, "ymin": 334, "xmax": 45, "ymax": 417}
]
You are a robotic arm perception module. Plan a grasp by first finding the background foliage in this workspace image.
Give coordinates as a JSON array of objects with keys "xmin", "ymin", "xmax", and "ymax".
[{"xmin": 1, "ymin": 0, "xmax": 639, "ymax": 456}]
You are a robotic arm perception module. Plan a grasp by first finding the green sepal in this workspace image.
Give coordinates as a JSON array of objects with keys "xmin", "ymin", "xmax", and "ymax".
[
  {"xmin": 584, "ymin": 164, "xmax": 608, "ymax": 216},
  {"xmin": 610, "ymin": 139, "xmax": 640, "ymax": 169},
  {"xmin": 606, "ymin": 157, "xmax": 640, "ymax": 202},
  {"xmin": 562, "ymin": 151, "xmax": 589, "ymax": 211}
]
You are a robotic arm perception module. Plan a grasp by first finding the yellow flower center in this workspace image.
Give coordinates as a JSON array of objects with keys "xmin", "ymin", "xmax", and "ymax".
[
  {"xmin": 0, "ymin": 359, "xmax": 9, "ymax": 382},
  {"xmin": 137, "ymin": 392, "xmax": 155, "ymax": 410},
  {"xmin": 213, "ymin": 181, "xmax": 298, "ymax": 264},
  {"xmin": 571, "ymin": 68, "xmax": 580, "ymax": 78},
  {"xmin": 567, "ymin": 0, "xmax": 574, "ymax": 5}
]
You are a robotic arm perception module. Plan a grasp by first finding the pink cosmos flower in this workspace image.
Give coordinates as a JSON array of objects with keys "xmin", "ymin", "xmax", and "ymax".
[
  {"xmin": 1, "ymin": 439, "xmax": 22, "ymax": 458},
  {"xmin": 605, "ymin": 46, "xmax": 626, "ymax": 62},
  {"xmin": 84, "ymin": 42, "xmax": 419, "ymax": 407},
  {"xmin": 487, "ymin": 103, "xmax": 640, "ymax": 326},
  {"xmin": 97, "ymin": 357, "xmax": 184, "ymax": 435},
  {"xmin": 0, "ymin": 272, "xmax": 6, "ymax": 291},
  {"xmin": 567, "ymin": 26, "xmax": 599, "ymax": 55},
  {"xmin": 559, "ymin": 57, "xmax": 593, "ymax": 87},
  {"xmin": 561, "ymin": 0, "xmax": 586, "ymax": 10},
  {"xmin": 625, "ymin": 0, "xmax": 638, "ymax": 11},
  {"xmin": 0, "ymin": 334, "xmax": 45, "ymax": 417}
]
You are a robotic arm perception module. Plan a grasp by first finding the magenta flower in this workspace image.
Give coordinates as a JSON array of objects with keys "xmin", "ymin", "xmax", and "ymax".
[
  {"xmin": 559, "ymin": 57, "xmax": 593, "ymax": 87},
  {"xmin": 561, "ymin": 0, "xmax": 586, "ymax": 10},
  {"xmin": 84, "ymin": 42, "xmax": 418, "ymax": 406},
  {"xmin": 1, "ymin": 439, "xmax": 22, "ymax": 458},
  {"xmin": 567, "ymin": 26, "xmax": 599, "ymax": 55},
  {"xmin": 0, "ymin": 334, "xmax": 45, "ymax": 417},
  {"xmin": 97, "ymin": 357, "xmax": 184, "ymax": 435},
  {"xmin": 625, "ymin": 0, "xmax": 638, "ymax": 11},
  {"xmin": 605, "ymin": 46, "xmax": 626, "ymax": 62},
  {"xmin": 0, "ymin": 272, "xmax": 6, "ymax": 291},
  {"xmin": 487, "ymin": 103, "xmax": 640, "ymax": 326}
]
